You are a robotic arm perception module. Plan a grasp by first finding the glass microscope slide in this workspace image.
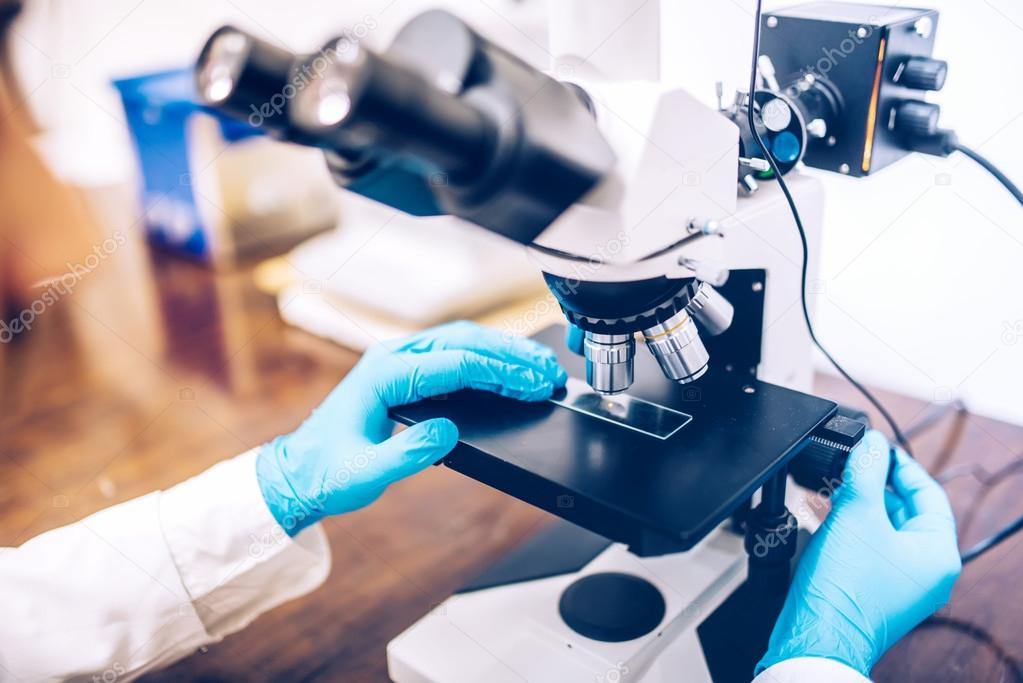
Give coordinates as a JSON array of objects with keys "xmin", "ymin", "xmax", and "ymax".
[{"xmin": 549, "ymin": 378, "xmax": 693, "ymax": 440}]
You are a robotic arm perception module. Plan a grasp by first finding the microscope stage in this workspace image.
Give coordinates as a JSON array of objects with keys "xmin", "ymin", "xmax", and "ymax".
[{"xmin": 391, "ymin": 325, "xmax": 836, "ymax": 556}]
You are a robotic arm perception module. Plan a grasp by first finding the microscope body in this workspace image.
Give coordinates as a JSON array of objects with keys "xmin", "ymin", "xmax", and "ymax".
[
  {"xmin": 196, "ymin": 5, "xmax": 832, "ymax": 680},
  {"xmin": 195, "ymin": 3, "xmax": 823, "ymax": 398}
]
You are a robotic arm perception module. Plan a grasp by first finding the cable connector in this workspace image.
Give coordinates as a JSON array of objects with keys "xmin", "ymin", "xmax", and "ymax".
[{"xmin": 904, "ymin": 128, "xmax": 959, "ymax": 157}]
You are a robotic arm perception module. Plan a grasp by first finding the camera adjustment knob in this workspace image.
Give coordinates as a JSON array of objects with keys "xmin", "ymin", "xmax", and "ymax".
[
  {"xmin": 894, "ymin": 100, "xmax": 941, "ymax": 139},
  {"xmin": 898, "ymin": 57, "xmax": 948, "ymax": 92}
]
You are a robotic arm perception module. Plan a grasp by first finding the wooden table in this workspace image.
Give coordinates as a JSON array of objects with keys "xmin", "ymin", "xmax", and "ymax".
[{"xmin": 2, "ymin": 249, "xmax": 1021, "ymax": 682}]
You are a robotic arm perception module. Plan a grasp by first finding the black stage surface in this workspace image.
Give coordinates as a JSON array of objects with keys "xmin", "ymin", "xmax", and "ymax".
[{"xmin": 392, "ymin": 324, "xmax": 836, "ymax": 556}]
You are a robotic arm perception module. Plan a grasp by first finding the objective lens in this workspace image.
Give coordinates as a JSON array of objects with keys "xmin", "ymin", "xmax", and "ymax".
[
  {"xmin": 686, "ymin": 282, "xmax": 734, "ymax": 337},
  {"xmin": 584, "ymin": 333, "xmax": 635, "ymax": 395},
  {"xmin": 642, "ymin": 310, "xmax": 710, "ymax": 385}
]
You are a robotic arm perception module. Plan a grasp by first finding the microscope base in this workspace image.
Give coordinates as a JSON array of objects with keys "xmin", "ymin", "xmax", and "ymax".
[{"xmin": 387, "ymin": 521, "xmax": 750, "ymax": 683}]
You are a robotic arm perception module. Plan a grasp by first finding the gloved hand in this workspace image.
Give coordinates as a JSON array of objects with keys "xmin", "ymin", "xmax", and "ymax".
[
  {"xmin": 257, "ymin": 321, "xmax": 567, "ymax": 536},
  {"xmin": 757, "ymin": 430, "xmax": 961, "ymax": 677},
  {"xmin": 565, "ymin": 323, "xmax": 585, "ymax": 356}
]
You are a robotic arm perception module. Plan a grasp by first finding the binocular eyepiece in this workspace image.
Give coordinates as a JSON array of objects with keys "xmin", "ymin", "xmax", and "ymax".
[{"xmin": 195, "ymin": 25, "xmax": 495, "ymax": 179}]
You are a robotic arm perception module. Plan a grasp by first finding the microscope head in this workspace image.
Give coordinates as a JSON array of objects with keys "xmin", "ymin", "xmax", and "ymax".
[
  {"xmin": 195, "ymin": 11, "xmax": 615, "ymax": 244},
  {"xmin": 195, "ymin": 9, "xmax": 741, "ymax": 397}
]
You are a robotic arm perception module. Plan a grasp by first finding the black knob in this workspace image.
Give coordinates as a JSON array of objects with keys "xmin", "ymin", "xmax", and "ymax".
[
  {"xmin": 790, "ymin": 415, "xmax": 866, "ymax": 493},
  {"xmin": 900, "ymin": 57, "xmax": 948, "ymax": 92},
  {"xmin": 895, "ymin": 100, "xmax": 941, "ymax": 138}
]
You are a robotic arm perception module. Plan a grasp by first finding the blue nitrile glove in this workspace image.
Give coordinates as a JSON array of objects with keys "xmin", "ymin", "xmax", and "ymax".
[
  {"xmin": 257, "ymin": 321, "xmax": 568, "ymax": 536},
  {"xmin": 757, "ymin": 430, "xmax": 961, "ymax": 677},
  {"xmin": 565, "ymin": 323, "xmax": 584, "ymax": 355}
]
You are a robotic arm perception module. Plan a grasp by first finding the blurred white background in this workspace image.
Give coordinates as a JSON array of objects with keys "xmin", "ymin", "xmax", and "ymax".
[{"xmin": 6, "ymin": 0, "xmax": 1023, "ymax": 425}]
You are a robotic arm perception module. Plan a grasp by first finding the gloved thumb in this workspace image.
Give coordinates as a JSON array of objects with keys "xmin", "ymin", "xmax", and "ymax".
[
  {"xmin": 375, "ymin": 418, "xmax": 459, "ymax": 482},
  {"xmin": 838, "ymin": 429, "xmax": 892, "ymax": 506},
  {"xmin": 565, "ymin": 323, "xmax": 585, "ymax": 356},
  {"xmin": 889, "ymin": 448, "xmax": 956, "ymax": 532}
]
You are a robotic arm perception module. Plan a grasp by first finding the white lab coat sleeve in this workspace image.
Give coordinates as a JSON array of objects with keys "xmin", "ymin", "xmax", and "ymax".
[
  {"xmin": 0, "ymin": 449, "xmax": 330, "ymax": 682},
  {"xmin": 753, "ymin": 657, "xmax": 870, "ymax": 682}
]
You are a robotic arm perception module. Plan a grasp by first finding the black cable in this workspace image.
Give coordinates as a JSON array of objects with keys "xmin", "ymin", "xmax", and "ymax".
[
  {"xmin": 962, "ymin": 513, "xmax": 1023, "ymax": 565},
  {"xmin": 955, "ymin": 143, "xmax": 1023, "ymax": 207},
  {"xmin": 747, "ymin": 2, "xmax": 1023, "ymax": 566},
  {"xmin": 937, "ymin": 448, "xmax": 1023, "ymax": 565},
  {"xmin": 922, "ymin": 145, "xmax": 1023, "ymax": 562},
  {"xmin": 903, "ymin": 406, "xmax": 1023, "ymax": 565},
  {"xmin": 747, "ymin": 0, "xmax": 913, "ymax": 455},
  {"xmin": 746, "ymin": 10, "xmax": 1023, "ymax": 568},
  {"xmin": 937, "ymin": 455, "xmax": 1023, "ymax": 487},
  {"xmin": 904, "ymin": 399, "xmax": 968, "ymax": 441},
  {"xmin": 916, "ymin": 616, "xmax": 1022, "ymax": 681}
]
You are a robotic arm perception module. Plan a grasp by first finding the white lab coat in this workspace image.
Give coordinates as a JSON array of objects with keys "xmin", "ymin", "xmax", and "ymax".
[
  {"xmin": 753, "ymin": 658, "xmax": 868, "ymax": 682},
  {"xmin": 0, "ymin": 450, "xmax": 330, "ymax": 682},
  {"xmin": 0, "ymin": 449, "xmax": 868, "ymax": 682}
]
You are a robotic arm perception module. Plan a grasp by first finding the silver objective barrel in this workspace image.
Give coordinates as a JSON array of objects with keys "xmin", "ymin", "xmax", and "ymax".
[
  {"xmin": 686, "ymin": 281, "xmax": 734, "ymax": 337},
  {"xmin": 642, "ymin": 309, "xmax": 711, "ymax": 385},
  {"xmin": 584, "ymin": 333, "xmax": 635, "ymax": 396}
]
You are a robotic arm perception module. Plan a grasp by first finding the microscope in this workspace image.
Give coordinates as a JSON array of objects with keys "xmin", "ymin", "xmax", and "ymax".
[{"xmin": 195, "ymin": 2, "xmax": 946, "ymax": 680}]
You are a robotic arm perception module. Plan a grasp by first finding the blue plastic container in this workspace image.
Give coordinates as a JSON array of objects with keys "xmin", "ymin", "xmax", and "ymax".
[{"xmin": 113, "ymin": 67, "xmax": 261, "ymax": 260}]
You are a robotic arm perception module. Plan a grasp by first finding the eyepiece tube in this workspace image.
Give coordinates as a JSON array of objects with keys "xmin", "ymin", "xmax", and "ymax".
[
  {"xmin": 195, "ymin": 26, "xmax": 299, "ymax": 136},
  {"xmin": 289, "ymin": 40, "xmax": 496, "ymax": 178}
]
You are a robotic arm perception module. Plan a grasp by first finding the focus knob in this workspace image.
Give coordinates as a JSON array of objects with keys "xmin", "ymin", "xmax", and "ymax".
[
  {"xmin": 790, "ymin": 415, "xmax": 866, "ymax": 492},
  {"xmin": 899, "ymin": 57, "xmax": 948, "ymax": 92},
  {"xmin": 895, "ymin": 100, "xmax": 941, "ymax": 138}
]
